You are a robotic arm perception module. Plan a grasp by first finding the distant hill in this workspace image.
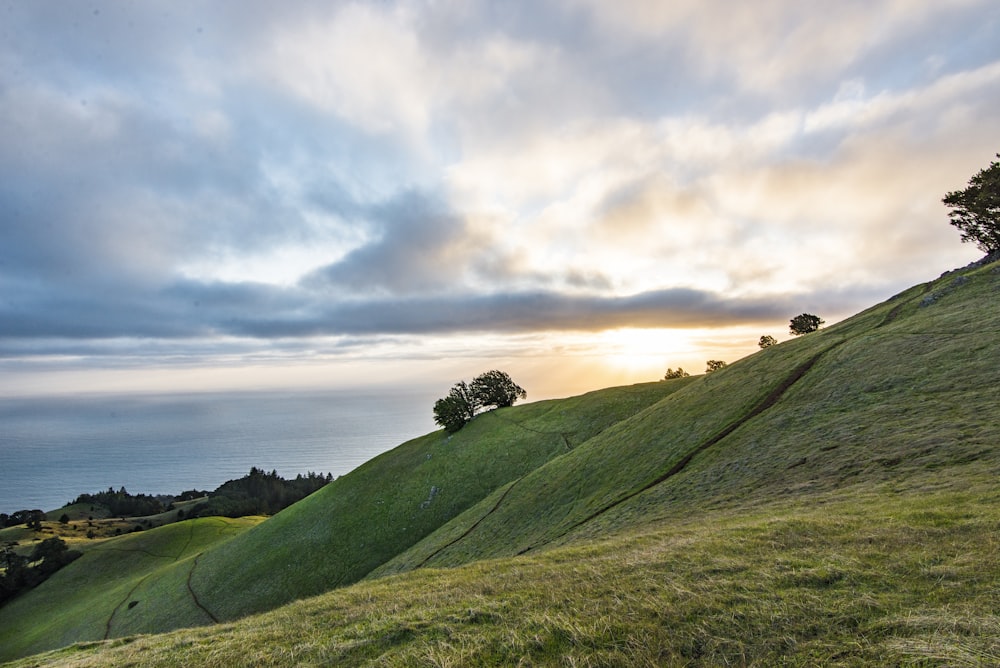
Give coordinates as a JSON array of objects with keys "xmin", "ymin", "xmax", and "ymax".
[{"xmin": 2, "ymin": 258, "xmax": 999, "ymax": 666}]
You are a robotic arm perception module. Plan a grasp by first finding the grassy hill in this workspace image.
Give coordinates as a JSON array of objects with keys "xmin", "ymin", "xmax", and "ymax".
[
  {"xmin": 0, "ymin": 381, "xmax": 680, "ymax": 660},
  {"xmin": 2, "ymin": 258, "xmax": 999, "ymax": 666},
  {"xmin": 0, "ymin": 517, "xmax": 262, "ymax": 660}
]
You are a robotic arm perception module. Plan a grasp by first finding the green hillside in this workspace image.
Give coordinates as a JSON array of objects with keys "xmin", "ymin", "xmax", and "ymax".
[
  {"xmin": 3, "ymin": 258, "xmax": 999, "ymax": 666},
  {"xmin": 0, "ymin": 381, "xmax": 679, "ymax": 660},
  {"xmin": 0, "ymin": 517, "xmax": 261, "ymax": 661},
  {"xmin": 376, "ymin": 262, "xmax": 1000, "ymax": 570}
]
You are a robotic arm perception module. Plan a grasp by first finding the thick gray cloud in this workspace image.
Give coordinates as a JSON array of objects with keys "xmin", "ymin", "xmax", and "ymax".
[{"xmin": 1, "ymin": 0, "xmax": 998, "ymax": 388}]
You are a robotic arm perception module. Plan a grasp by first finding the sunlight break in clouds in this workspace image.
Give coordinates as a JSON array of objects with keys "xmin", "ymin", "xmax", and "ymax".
[{"xmin": 0, "ymin": 0, "xmax": 998, "ymax": 397}]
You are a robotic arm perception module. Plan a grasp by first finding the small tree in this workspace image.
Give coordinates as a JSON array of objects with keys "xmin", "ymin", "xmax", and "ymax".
[
  {"xmin": 663, "ymin": 367, "xmax": 690, "ymax": 380},
  {"xmin": 471, "ymin": 370, "xmax": 526, "ymax": 410},
  {"xmin": 705, "ymin": 360, "xmax": 727, "ymax": 373},
  {"xmin": 29, "ymin": 536, "xmax": 80, "ymax": 576},
  {"xmin": 758, "ymin": 335, "xmax": 777, "ymax": 349},
  {"xmin": 789, "ymin": 313, "xmax": 824, "ymax": 336},
  {"xmin": 943, "ymin": 153, "xmax": 1000, "ymax": 254},
  {"xmin": 433, "ymin": 381, "xmax": 479, "ymax": 433},
  {"xmin": 58, "ymin": 513, "xmax": 70, "ymax": 524},
  {"xmin": 26, "ymin": 510, "xmax": 45, "ymax": 531}
]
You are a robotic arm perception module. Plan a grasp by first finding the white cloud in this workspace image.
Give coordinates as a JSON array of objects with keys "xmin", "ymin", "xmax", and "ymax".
[{"xmin": 264, "ymin": 4, "xmax": 433, "ymax": 136}]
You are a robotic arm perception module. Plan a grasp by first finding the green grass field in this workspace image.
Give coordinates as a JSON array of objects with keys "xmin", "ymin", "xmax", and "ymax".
[{"xmin": 2, "ymin": 258, "xmax": 998, "ymax": 666}]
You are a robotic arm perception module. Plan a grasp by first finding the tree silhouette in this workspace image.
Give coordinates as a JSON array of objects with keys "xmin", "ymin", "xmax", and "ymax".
[
  {"xmin": 789, "ymin": 313, "xmax": 824, "ymax": 336},
  {"xmin": 433, "ymin": 371, "xmax": 526, "ymax": 433},
  {"xmin": 471, "ymin": 370, "xmax": 526, "ymax": 409},
  {"xmin": 706, "ymin": 360, "xmax": 727, "ymax": 373},
  {"xmin": 433, "ymin": 381, "xmax": 480, "ymax": 433},
  {"xmin": 943, "ymin": 153, "xmax": 1000, "ymax": 254}
]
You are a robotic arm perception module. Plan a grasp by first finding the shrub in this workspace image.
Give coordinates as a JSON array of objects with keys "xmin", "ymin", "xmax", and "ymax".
[
  {"xmin": 758, "ymin": 335, "xmax": 777, "ymax": 349},
  {"xmin": 706, "ymin": 360, "xmax": 727, "ymax": 373}
]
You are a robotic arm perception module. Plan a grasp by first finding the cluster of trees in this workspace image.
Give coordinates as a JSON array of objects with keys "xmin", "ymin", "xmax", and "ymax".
[
  {"xmin": 664, "ymin": 360, "xmax": 728, "ymax": 379},
  {"xmin": 183, "ymin": 468, "xmax": 332, "ymax": 519},
  {"xmin": 1, "ymin": 537, "xmax": 81, "ymax": 605},
  {"xmin": 665, "ymin": 312, "xmax": 826, "ymax": 380},
  {"xmin": 433, "ymin": 370, "xmax": 527, "ymax": 433},
  {"xmin": 0, "ymin": 510, "xmax": 46, "ymax": 530},
  {"xmin": 71, "ymin": 487, "xmax": 166, "ymax": 518}
]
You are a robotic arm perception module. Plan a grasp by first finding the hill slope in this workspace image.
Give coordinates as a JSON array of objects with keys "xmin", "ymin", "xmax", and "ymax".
[
  {"xmin": 0, "ymin": 517, "xmax": 260, "ymax": 660},
  {"xmin": 0, "ymin": 382, "xmax": 681, "ymax": 660},
  {"xmin": 374, "ymin": 261, "xmax": 1000, "ymax": 571},
  {"xmin": 3, "ymin": 258, "xmax": 999, "ymax": 665}
]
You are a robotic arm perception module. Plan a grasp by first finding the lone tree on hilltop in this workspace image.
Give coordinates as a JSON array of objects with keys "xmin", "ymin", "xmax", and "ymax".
[
  {"xmin": 943, "ymin": 153, "xmax": 1000, "ymax": 254},
  {"xmin": 433, "ymin": 381, "xmax": 480, "ymax": 434},
  {"xmin": 758, "ymin": 335, "xmax": 777, "ymax": 349},
  {"xmin": 433, "ymin": 370, "xmax": 526, "ymax": 433},
  {"xmin": 789, "ymin": 313, "xmax": 824, "ymax": 336},
  {"xmin": 471, "ymin": 370, "xmax": 527, "ymax": 410},
  {"xmin": 664, "ymin": 367, "xmax": 690, "ymax": 380}
]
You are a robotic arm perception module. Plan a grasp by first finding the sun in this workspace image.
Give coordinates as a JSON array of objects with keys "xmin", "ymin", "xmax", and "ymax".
[{"xmin": 595, "ymin": 327, "xmax": 697, "ymax": 376}]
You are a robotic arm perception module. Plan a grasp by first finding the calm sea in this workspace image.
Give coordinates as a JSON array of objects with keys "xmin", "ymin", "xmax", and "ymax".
[{"xmin": 0, "ymin": 388, "xmax": 439, "ymax": 515}]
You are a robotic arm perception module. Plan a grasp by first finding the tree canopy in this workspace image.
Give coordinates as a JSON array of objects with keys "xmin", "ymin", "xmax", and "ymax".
[
  {"xmin": 758, "ymin": 335, "xmax": 777, "ymax": 349},
  {"xmin": 789, "ymin": 313, "xmax": 824, "ymax": 336},
  {"xmin": 471, "ymin": 370, "xmax": 527, "ymax": 409},
  {"xmin": 433, "ymin": 370, "xmax": 526, "ymax": 433},
  {"xmin": 433, "ymin": 380, "xmax": 480, "ymax": 434},
  {"xmin": 943, "ymin": 153, "xmax": 1000, "ymax": 254}
]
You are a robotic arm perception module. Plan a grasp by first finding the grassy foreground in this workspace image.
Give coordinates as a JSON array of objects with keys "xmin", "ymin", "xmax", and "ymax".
[{"xmin": 7, "ymin": 489, "xmax": 998, "ymax": 666}]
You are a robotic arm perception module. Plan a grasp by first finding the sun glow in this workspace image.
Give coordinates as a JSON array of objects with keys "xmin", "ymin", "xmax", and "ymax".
[{"xmin": 596, "ymin": 327, "xmax": 698, "ymax": 375}]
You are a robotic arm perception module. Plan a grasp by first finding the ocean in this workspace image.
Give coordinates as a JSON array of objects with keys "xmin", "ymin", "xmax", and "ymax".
[{"xmin": 0, "ymin": 388, "xmax": 439, "ymax": 515}]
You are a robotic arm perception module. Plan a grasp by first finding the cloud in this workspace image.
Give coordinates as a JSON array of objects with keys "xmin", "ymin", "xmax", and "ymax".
[
  {"xmin": 1, "ymin": 0, "xmax": 998, "ymax": 393},
  {"xmin": 302, "ymin": 190, "xmax": 491, "ymax": 294}
]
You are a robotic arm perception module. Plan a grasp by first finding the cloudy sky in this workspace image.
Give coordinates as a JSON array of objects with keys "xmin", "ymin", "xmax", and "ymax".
[{"xmin": 2, "ymin": 0, "xmax": 998, "ymax": 398}]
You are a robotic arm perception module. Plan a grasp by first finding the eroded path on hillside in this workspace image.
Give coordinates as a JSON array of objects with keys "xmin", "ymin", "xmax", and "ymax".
[
  {"xmin": 515, "ymin": 339, "xmax": 851, "ymax": 554},
  {"xmin": 96, "ymin": 517, "xmax": 246, "ymax": 638},
  {"xmin": 187, "ymin": 553, "xmax": 219, "ymax": 622},
  {"xmin": 413, "ymin": 477, "xmax": 525, "ymax": 568},
  {"xmin": 484, "ymin": 410, "xmax": 573, "ymax": 450}
]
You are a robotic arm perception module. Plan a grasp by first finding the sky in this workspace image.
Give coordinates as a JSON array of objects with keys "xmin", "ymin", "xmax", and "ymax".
[{"xmin": 1, "ymin": 0, "xmax": 999, "ymax": 400}]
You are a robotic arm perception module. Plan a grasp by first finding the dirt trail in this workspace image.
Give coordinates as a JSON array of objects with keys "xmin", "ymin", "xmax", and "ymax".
[
  {"xmin": 186, "ymin": 553, "xmax": 219, "ymax": 623},
  {"xmin": 100, "ymin": 519, "xmax": 237, "ymax": 636},
  {"xmin": 414, "ymin": 478, "xmax": 524, "ymax": 569}
]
